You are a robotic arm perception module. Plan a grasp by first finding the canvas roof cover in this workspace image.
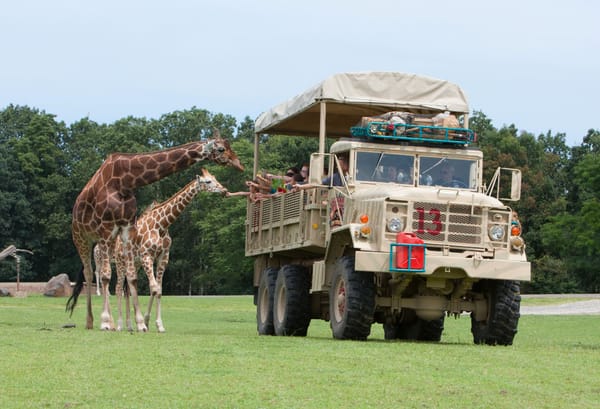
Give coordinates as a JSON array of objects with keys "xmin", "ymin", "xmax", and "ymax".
[{"xmin": 254, "ymin": 72, "xmax": 470, "ymax": 138}]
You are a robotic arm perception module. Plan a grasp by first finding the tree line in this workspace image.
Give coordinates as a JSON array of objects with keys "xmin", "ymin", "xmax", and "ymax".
[{"xmin": 0, "ymin": 104, "xmax": 599, "ymax": 293}]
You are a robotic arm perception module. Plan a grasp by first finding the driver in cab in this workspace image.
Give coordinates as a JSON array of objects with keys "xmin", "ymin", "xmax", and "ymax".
[{"xmin": 436, "ymin": 164, "xmax": 462, "ymax": 187}]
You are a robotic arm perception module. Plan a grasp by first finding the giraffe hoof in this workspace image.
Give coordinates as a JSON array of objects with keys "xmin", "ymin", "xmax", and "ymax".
[{"xmin": 156, "ymin": 320, "xmax": 165, "ymax": 333}]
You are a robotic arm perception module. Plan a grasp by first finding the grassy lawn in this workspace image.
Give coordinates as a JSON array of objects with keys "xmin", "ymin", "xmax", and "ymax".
[{"xmin": 1, "ymin": 295, "xmax": 599, "ymax": 409}]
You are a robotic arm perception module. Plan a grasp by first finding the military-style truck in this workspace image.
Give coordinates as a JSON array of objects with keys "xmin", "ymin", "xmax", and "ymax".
[{"xmin": 246, "ymin": 72, "xmax": 530, "ymax": 345}]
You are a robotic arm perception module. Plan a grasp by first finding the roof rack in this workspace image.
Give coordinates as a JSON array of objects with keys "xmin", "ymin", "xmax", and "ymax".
[{"xmin": 350, "ymin": 121, "xmax": 476, "ymax": 146}]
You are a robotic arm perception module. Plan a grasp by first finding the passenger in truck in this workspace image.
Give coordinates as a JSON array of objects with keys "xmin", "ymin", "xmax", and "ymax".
[{"xmin": 322, "ymin": 155, "xmax": 349, "ymax": 186}]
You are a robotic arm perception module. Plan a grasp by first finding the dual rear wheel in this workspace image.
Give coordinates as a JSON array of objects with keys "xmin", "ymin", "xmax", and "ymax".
[
  {"xmin": 256, "ymin": 265, "xmax": 310, "ymax": 336},
  {"xmin": 256, "ymin": 257, "xmax": 376, "ymax": 340}
]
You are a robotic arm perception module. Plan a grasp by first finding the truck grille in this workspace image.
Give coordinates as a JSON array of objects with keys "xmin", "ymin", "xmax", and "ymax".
[{"xmin": 411, "ymin": 202, "xmax": 483, "ymax": 246}]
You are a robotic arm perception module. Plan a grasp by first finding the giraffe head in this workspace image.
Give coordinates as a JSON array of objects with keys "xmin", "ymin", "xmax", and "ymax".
[
  {"xmin": 202, "ymin": 129, "xmax": 244, "ymax": 171},
  {"xmin": 197, "ymin": 168, "xmax": 227, "ymax": 195}
]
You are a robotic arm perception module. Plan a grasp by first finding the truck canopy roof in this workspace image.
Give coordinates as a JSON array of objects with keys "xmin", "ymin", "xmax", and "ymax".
[{"xmin": 254, "ymin": 72, "xmax": 470, "ymax": 138}]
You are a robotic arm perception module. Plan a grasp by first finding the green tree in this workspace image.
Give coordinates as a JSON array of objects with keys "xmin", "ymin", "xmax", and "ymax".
[
  {"xmin": 0, "ymin": 107, "xmax": 73, "ymax": 280},
  {"xmin": 540, "ymin": 130, "xmax": 600, "ymax": 292}
]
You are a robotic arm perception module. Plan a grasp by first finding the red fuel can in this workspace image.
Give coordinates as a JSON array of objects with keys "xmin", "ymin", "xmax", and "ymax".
[{"xmin": 396, "ymin": 232, "xmax": 425, "ymax": 270}]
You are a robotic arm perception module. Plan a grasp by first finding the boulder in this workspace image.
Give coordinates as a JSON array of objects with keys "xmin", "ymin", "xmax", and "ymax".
[{"xmin": 43, "ymin": 273, "xmax": 72, "ymax": 297}]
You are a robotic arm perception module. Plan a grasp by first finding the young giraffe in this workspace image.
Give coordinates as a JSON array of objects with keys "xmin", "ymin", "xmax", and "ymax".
[
  {"xmin": 67, "ymin": 135, "xmax": 243, "ymax": 331},
  {"xmin": 114, "ymin": 168, "xmax": 226, "ymax": 332}
]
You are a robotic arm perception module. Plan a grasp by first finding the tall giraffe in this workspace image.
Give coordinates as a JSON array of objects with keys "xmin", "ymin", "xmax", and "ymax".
[
  {"xmin": 67, "ymin": 135, "xmax": 243, "ymax": 331},
  {"xmin": 114, "ymin": 168, "xmax": 226, "ymax": 332}
]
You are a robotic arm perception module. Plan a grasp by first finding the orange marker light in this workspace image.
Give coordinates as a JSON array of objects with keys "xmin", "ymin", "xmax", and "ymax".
[{"xmin": 359, "ymin": 214, "xmax": 369, "ymax": 224}]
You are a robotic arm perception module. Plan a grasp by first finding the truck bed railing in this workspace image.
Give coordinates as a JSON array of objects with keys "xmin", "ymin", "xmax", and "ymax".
[{"xmin": 246, "ymin": 187, "xmax": 329, "ymax": 255}]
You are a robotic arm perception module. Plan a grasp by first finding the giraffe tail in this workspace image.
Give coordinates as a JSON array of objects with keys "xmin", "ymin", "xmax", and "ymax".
[{"xmin": 65, "ymin": 267, "xmax": 84, "ymax": 316}]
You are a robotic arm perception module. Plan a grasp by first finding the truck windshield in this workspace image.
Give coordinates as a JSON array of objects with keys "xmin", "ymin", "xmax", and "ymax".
[
  {"xmin": 418, "ymin": 156, "xmax": 478, "ymax": 189},
  {"xmin": 356, "ymin": 152, "xmax": 414, "ymax": 184}
]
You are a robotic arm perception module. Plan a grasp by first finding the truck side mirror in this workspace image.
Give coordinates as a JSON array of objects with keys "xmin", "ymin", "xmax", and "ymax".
[
  {"xmin": 486, "ymin": 167, "xmax": 521, "ymax": 201},
  {"xmin": 510, "ymin": 169, "xmax": 521, "ymax": 201}
]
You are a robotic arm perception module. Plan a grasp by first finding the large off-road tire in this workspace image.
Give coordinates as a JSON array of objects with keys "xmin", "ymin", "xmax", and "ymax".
[
  {"xmin": 417, "ymin": 316, "xmax": 445, "ymax": 341},
  {"xmin": 384, "ymin": 310, "xmax": 445, "ymax": 342},
  {"xmin": 329, "ymin": 256, "xmax": 375, "ymax": 340},
  {"xmin": 273, "ymin": 265, "xmax": 311, "ymax": 336},
  {"xmin": 471, "ymin": 280, "xmax": 521, "ymax": 346},
  {"xmin": 256, "ymin": 267, "xmax": 279, "ymax": 335}
]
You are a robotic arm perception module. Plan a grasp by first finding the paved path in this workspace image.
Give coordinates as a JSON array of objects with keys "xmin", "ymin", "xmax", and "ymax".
[{"xmin": 520, "ymin": 295, "xmax": 600, "ymax": 315}]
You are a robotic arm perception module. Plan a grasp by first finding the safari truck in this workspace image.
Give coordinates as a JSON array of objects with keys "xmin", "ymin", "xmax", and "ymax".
[{"xmin": 246, "ymin": 72, "xmax": 530, "ymax": 345}]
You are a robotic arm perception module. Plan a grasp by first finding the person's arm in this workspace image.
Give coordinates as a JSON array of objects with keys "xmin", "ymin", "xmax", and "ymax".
[{"xmin": 226, "ymin": 191, "xmax": 251, "ymax": 197}]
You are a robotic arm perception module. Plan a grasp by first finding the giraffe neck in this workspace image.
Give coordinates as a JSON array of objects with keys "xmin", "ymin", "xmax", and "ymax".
[
  {"xmin": 141, "ymin": 178, "xmax": 202, "ymax": 231},
  {"xmin": 111, "ymin": 140, "xmax": 212, "ymax": 190}
]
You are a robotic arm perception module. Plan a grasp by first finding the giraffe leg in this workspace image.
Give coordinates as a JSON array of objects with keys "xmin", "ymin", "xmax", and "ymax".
[
  {"xmin": 122, "ymin": 234, "xmax": 147, "ymax": 332},
  {"xmin": 83, "ymin": 260, "xmax": 94, "ymax": 330},
  {"xmin": 154, "ymin": 250, "xmax": 169, "ymax": 333},
  {"xmin": 72, "ymin": 231, "xmax": 95, "ymax": 329},
  {"xmin": 139, "ymin": 253, "xmax": 161, "ymax": 331},
  {"xmin": 95, "ymin": 273, "xmax": 101, "ymax": 296},
  {"xmin": 143, "ymin": 255, "xmax": 160, "ymax": 296},
  {"xmin": 125, "ymin": 282, "xmax": 132, "ymax": 332},
  {"xmin": 124, "ymin": 270, "xmax": 146, "ymax": 332},
  {"xmin": 142, "ymin": 254, "xmax": 159, "ymax": 329},
  {"xmin": 114, "ymin": 242, "xmax": 126, "ymax": 331},
  {"xmin": 93, "ymin": 246, "xmax": 101, "ymax": 296},
  {"xmin": 155, "ymin": 295, "xmax": 164, "ymax": 333},
  {"xmin": 97, "ymin": 242, "xmax": 114, "ymax": 331},
  {"xmin": 145, "ymin": 293, "xmax": 154, "ymax": 329}
]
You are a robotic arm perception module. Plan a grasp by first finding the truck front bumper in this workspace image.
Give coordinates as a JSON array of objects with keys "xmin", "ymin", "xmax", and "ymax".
[{"xmin": 355, "ymin": 250, "xmax": 531, "ymax": 281}]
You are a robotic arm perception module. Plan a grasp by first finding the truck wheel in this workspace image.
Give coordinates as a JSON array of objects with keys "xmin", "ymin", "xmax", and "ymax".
[
  {"xmin": 384, "ymin": 310, "xmax": 416, "ymax": 340},
  {"xmin": 329, "ymin": 256, "xmax": 375, "ymax": 340},
  {"xmin": 257, "ymin": 267, "xmax": 278, "ymax": 335},
  {"xmin": 417, "ymin": 316, "xmax": 445, "ymax": 341},
  {"xmin": 273, "ymin": 265, "xmax": 311, "ymax": 336},
  {"xmin": 471, "ymin": 280, "xmax": 521, "ymax": 346},
  {"xmin": 384, "ymin": 310, "xmax": 444, "ymax": 341}
]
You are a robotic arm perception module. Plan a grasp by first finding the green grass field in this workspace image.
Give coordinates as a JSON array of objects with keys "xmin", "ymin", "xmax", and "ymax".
[{"xmin": 1, "ymin": 295, "xmax": 599, "ymax": 409}]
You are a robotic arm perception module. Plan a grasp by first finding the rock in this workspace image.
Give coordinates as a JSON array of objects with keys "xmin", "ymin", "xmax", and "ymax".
[
  {"xmin": 43, "ymin": 273, "xmax": 72, "ymax": 297},
  {"xmin": 0, "ymin": 288, "xmax": 11, "ymax": 297}
]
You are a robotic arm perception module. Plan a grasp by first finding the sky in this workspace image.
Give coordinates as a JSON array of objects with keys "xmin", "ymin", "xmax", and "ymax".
[{"xmin": 2, "ymin": 0, "xmax": 598, "ymax": 147}]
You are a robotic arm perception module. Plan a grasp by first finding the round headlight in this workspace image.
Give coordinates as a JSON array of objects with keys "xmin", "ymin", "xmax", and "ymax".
[
  {"xmin": 387, "ymin": 217, "xmax": 404, "ymax": 233},
  {"xmin": 488, "ymin": 225, "xmax": 505, "ymax": 241}
]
